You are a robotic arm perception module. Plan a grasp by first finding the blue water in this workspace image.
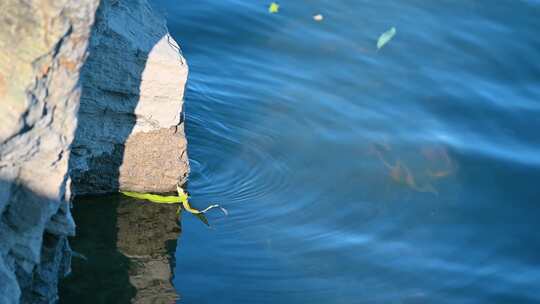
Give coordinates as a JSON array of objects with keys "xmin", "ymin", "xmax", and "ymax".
[{"xmin": 153, "ymin": 1, "xmax": 540, "ymax": 303}]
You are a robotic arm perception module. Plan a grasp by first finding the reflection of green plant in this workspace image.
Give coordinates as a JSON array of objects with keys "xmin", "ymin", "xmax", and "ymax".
[{"xmin": 121, "ymin": 185, "xmax": 227, "ymax": 226}]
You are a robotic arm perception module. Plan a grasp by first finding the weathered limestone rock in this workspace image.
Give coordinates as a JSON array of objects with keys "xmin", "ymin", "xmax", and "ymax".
[
  {"xmin": 69, "ymin": 0, "xmax": 189, "ymax": 195},
  {"xmin": 0, "ymin": 1, "xmax": 99, "ymax": 303},
  {"xmin": 0, "ymin": 0, "xmax": 189, "ymax": 302}
]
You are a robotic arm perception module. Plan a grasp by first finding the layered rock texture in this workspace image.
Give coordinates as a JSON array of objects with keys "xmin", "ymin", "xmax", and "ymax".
[
  {"xmin": 0, "ymin": 1, "xmax": 99, "ymax": 303},
  {"xmin": 69, "ymin": 0, "xmax": 189, "ymax": 195},
  {"xmin": 0, "ymin": 0, "xmax": 189, "ymax": 302}
]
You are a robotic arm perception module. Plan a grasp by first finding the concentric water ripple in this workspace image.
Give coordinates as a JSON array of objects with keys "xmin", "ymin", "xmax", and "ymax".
[{"xmin": 152, "ymin": 0, "xmax": 540, "ymax": 303}]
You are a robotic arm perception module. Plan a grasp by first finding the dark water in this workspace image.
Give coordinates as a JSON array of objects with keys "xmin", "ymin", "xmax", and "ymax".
[
  {"xmin": 60, "ymin": 195, "xmax": 181, "ymax": 303},
  {"xmin": 68, "ymin": 1, "xmax": 540, "ymax": 303}
]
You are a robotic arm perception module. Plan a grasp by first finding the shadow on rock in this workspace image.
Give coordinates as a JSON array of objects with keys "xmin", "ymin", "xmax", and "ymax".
[
  {"xmin": 0, "ymin": 179, "xmax": 73, "ymax": 304},
  {"xmin": 68, "ymin": 0, "xmax": 189, "ymax": 195}
]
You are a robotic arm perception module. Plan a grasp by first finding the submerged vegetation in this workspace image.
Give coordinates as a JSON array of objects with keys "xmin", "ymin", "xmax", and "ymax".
[{"xmin": 369, "ymin": 142, "xmax": 455, "ymax": 195}]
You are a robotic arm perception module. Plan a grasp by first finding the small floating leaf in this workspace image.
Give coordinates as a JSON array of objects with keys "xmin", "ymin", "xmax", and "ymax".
[
  {"xmin": 268, "ymin": 2, "xmax": 279, "ymax": 14},
  {"xmin": 313, "ymin": 14, "xmax": 323, "ymax": 21},
  {"xmin": 377, "ymin": 26, "xmax": 396, "ymax": 50}
]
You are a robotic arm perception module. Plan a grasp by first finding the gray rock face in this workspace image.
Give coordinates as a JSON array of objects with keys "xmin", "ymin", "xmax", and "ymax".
[
  {"xmin": 0, "ymin": 0, "xmax": 189, "ymax": 302},
  {"xmin": 0, "ymin": 1, "xmax": 99, "ymax": 303},
  {"xmin": 69, "ymin": 0, "xmax": 189, "ymax": 195}
]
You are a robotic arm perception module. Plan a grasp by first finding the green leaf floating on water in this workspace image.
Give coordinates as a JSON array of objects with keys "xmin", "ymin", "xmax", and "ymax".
[
  {"xmin": 121, "ymin": 185, "xmax": 227, "ymax": 227},
  {"xmin": 377, "ymin": 26, "xmax": 396, "ymax": 50},
  {"xmin": 268, "ymin": 2, "xmax": 279, "ymax": 14}
]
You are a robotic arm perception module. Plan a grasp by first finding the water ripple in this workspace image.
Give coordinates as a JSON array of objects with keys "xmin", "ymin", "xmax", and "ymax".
[{"xmin": 152, "ymin": 0, "xmax": 540, "ymax": 302}]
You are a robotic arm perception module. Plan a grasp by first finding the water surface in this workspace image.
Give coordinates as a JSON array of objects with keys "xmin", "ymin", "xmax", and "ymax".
[{"xmin": 155, "ymin": 1, "xmax": 540, "ymax": 303}]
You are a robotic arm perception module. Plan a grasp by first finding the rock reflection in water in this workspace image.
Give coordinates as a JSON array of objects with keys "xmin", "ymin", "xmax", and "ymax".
[{"xmin": 60, "ymin": 194, "xmax": 181, "ymax": 304}]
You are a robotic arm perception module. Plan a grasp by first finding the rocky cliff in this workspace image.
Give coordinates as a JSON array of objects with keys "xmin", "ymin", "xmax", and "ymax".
[{"xmin": 0, "ymin": 0, "xmax": 189, "ymax": 303}]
